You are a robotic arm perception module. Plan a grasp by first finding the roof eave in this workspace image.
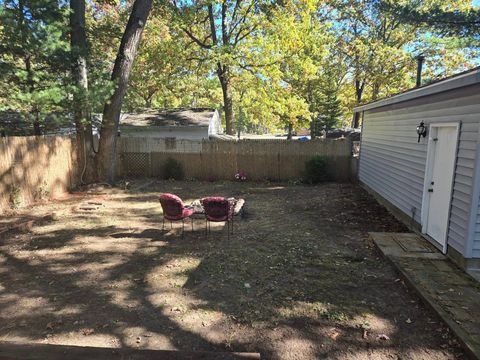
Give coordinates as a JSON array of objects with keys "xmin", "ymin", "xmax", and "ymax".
[
  {"xmin": 354, "ymin": 67, "xmax": 480, "ymax": 112},
  {"xmin": 120, "ymin": 124, "xmax": 209, "ymax": 130}
]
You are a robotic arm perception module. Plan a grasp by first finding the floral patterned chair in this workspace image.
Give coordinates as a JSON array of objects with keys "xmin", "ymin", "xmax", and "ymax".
[
  {"xmin": 159, "ymin": 193, "xmax": 194, "ymax": 237},
  {"xmin": 200, "ymin": 197, "xmax": 237, "ymax": 239}
]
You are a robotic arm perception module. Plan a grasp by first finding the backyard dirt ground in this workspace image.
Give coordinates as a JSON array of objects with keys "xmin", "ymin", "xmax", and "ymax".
[{"xmin": 0, "ymin": 181, "xmax": 465, "ymax": 359}]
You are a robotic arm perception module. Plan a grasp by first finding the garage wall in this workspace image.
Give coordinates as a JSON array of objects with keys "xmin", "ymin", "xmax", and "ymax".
[
  {"xmin": 472, "ymin": 148, "xmax": 480, "ymax": 258},
  {"xmin": 475, "ymin": 200, "xmax": 480, "ymax": 257},
  {"xmin": 359, "ymin": 84, "xmax": 480, "ymax": 257}
]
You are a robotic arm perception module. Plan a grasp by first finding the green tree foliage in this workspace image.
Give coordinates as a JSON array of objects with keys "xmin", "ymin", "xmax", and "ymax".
[
  {"xmin": 1, "ymin": 0, "xmax": 478, "ymax": 141},
  {"xmin": 85, "ymin": 2, "xmax": 126, "ymax": 113},
  {"xmin": 124, "ymin": 10, "xmax": 222, "ymax": 111},
  {"xmin": 0, "ymin": 0, "xmax": 70, "ymax": 134},
  {"xmin": 327, "ymin": 0, "xmax": 419, "ymax": 127},
  {"xmin": 325, "ymin": 0, "xmax": 477, "ymax": 127},
  {"xmin": 315, "ymin": 82, "xmax": 342, "ymax": 134},
  {"xmin": 168, "ymin": 0, "xmax": 274, "ymax": 134},
  {"xmin": 381, "ymin": 1, "xmax": 480, "ymax": 39}
]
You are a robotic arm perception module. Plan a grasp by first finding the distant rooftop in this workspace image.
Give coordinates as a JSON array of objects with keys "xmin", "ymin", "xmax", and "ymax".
[{"xmin": 120, "ymin": 108, "xmax": 216, "ymax": 128}]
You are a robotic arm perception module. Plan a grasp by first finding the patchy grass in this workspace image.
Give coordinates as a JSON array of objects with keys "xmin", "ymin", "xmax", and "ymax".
[{"xmin": 0, "ymin": 180, "xmax": 464, "ymax": 359}]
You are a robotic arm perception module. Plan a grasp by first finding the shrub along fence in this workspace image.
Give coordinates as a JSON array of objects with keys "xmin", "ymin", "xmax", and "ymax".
[
  {"xmin": 0, "ymin": 136, "xmax": 78, "ymax": 213},
  {"xmin": 118, "ymin": 137, "xmax": 354, "ymax": 181}
]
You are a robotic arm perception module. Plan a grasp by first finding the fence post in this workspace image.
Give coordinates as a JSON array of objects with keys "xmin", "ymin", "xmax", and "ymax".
[{"xmin": 148, "ymin": 151, "xmax": 152, "ymax": 177}]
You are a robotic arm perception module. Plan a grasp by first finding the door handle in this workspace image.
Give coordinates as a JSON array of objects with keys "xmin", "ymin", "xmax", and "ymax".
[{"xmin": 428, "ymin": 188, "xmax": 433, "ymax": 193}]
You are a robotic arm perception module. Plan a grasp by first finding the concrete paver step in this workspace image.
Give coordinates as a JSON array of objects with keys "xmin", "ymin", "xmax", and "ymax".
[{"xmin": 370, "ymin": 232, "xmax": 480, "ymax": 360}]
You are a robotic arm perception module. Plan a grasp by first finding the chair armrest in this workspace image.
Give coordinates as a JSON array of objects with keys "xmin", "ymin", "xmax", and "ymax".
[{"xmin": 227, "ymin": 199, "xmax": 237, "ymax": 219}]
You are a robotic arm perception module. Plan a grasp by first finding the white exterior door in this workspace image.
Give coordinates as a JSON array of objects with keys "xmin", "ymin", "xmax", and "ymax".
[{"xmin": 422, "ymin": 123, "xmax": 459, "ymax": 252}]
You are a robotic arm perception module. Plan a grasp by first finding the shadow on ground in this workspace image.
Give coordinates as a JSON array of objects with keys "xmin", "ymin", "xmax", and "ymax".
[{"xmin": 0, "ymin": 181, "xmax": 464, "ymax": 359}]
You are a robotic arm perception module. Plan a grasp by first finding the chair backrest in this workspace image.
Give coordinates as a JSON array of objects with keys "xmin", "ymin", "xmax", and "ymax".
[
  {"xmin": 201, "ymin": 197, "xmax": 230, "ymax": 221},
  {"xmin": 159, "ymin": 193, "xmax": 184, "ymax": 219}
]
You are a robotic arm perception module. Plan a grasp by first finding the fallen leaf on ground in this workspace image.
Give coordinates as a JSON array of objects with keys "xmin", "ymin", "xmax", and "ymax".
[
  {"xmin": 81, "ymin": 328, "xmax": 95, "ymax": 336},
  {"xmin": 329, "ymin": 329, "xmax": 342, "ymax": 340},
  {"xmin": 46, "ymin": 320, "xmax": 62, "ymax": 330}
]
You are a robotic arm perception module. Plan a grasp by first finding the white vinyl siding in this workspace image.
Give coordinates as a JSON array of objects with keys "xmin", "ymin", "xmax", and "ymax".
[
  {"xmin": 474, "ymin": 201, "xmax": 480, "ymax": 257},
  {"xmin": 359, "ymin": 85, "xmax": 480, "ymax": 257}
]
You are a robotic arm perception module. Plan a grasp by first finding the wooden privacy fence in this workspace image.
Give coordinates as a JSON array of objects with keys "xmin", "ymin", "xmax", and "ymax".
[
  {"xmin": 118, "ymin": 138, "xmax": 353, "ymax": 181},
  {"xmin": 0, "ymin": 136, "xmax": 78, "ymax": 212}
]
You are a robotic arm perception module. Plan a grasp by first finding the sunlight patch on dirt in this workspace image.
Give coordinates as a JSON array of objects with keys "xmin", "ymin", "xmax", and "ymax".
[{"xmin": 0, "ymin": 181, "xmax": 465, "ymax": 359}]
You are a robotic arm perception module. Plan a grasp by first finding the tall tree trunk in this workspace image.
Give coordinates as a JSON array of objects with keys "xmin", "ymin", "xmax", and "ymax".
[
  {"xmin": 307, "ymin": 86, "xmax": 315, "ymax": 139},
  {"xmin": 310, "ymin": 120, "xmax": 316, "ymax": 139},
  {"xmin": 352, "ymin": 79, "xmax": 365, "ymax": 128},
  {"xmin": 145, "ymin": 97, "xmax": 152, "ymax": 108},
  {"xmin": 24, "ymin": 56, "xmax": 42, "ymax": 136},
  {"xmin": 33, "ymin": 110, "xmax": 41, "ymax": 135},
  {"xmin": 287, "ymin": 123, "xmax": 293, "ymax": 140},
  {"xmin": 371, "ymin": 81, "xmax": 380, "ymax": 101},
  {"xmin": 144, "ymin": 89, "xmax": 156, "ymax": 108},
  {"xmin": 70, "ymin": 0, "xmax": 94, "ymax": 182},
  {"xmin": 97, "ymin": 0, "xmax": 153, "ymax": 183},
  {"xmin": 217, "ymin": 64, "xmax": 234, "ymax": 135}
]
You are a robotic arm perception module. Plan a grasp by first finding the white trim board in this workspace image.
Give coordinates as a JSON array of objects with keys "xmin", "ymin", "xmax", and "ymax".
[
  {"xmin": 421, "ymin": 122, "xmax": 461, "ymax": 253},
  {"xmin": 466, "ymin": 122, "xmax": 480, "ymax": 259},
  {"xmin": 354, "ymin": 68, "xmax": 480, "ymax": 112}
]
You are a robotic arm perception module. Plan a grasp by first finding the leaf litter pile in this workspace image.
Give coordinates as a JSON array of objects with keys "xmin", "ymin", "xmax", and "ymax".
[{"xmin": 0, "ymin": 181, "xmax": 465, "ymax": 359}]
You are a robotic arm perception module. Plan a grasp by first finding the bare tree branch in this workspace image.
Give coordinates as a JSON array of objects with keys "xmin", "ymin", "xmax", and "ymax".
[
  {"xmin": 182, "ymin": 27, "xmax": 212, "ymax": 49},
  {"xmin": 228, "ymin": 0, "xmax": 255, "ymax": 40},
  {"xmin": 234, "ymin": 24, "xmax": 257, "ymax": 45}
]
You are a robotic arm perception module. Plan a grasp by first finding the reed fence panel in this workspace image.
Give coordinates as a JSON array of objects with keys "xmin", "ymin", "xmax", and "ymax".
[
  {"xmin": 0, "ymin": 136, "xmax": 78, "ymax": 212},
  {"xmin": 119, "ymin": 138, "xmax": 353, "ymax": 181}
]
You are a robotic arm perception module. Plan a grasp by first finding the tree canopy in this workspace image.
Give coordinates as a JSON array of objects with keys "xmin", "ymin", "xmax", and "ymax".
[{"xmin": 1, "ymin": 0, "xmax": 479, "ymax": 138}]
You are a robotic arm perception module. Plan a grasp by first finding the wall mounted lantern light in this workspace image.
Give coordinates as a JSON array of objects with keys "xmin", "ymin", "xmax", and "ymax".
[{"xmin": 416, "ymin": 121, "xmax": 427, "ymax": 142}]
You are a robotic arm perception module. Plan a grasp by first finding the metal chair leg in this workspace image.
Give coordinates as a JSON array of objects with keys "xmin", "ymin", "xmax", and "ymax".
[
  {"xmin": 191, "ymin": 218, "xmax": 194, "ymax": 232},
  {"xmin": 162, "ymin": 217, "xmax": 165, "ymax": 231},
  {"xmin": 182, "ymin": 219, "xmax": 185, "ymax": 239}
]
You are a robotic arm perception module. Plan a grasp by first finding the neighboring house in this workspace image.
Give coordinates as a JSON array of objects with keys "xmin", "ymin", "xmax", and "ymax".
[
  {"xmin": 326, "ymin": 128, "xmax": 361, "ymax": 141},
  {"xmin": 354, "ymin": 66, "xmax": 480, "ymax": 274},
  {"xmin": 119, "ymin": 108, "xmax": 222, "ymax": 140}
]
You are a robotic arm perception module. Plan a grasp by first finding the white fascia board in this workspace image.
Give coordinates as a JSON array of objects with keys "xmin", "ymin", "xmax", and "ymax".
[{"xmin": 354, "ymin": 68, "xmax": 480, "ymax": 112}]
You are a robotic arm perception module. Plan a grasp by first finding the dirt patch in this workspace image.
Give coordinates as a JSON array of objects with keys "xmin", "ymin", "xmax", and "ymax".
[{"xmin": 0, "ymin": 181, "xmax": 464, "ymax": 359}]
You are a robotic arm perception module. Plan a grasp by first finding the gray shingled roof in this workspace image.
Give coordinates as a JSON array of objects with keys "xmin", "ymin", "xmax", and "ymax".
[{"xmin": 120, "ymin": 108, "xmax": 216, "ymax": 128}]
